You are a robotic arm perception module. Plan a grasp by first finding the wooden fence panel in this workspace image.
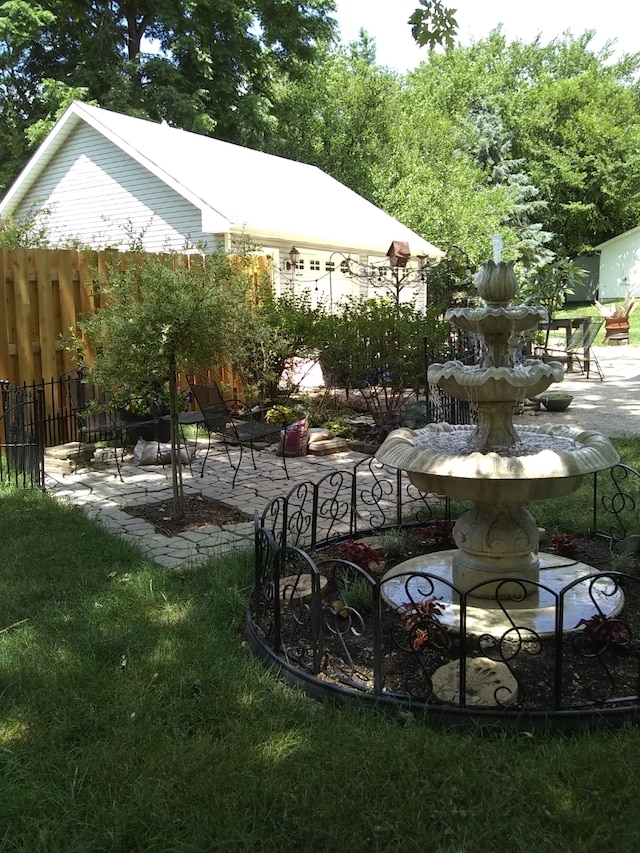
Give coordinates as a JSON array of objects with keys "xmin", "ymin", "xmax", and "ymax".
[
  {"xmin": 1, "ymin": 248, "xmax": 253, "ymax": 437},
  {"xmin": 0, "ymin": 252, "xmax": 10, "ymax": 380}
]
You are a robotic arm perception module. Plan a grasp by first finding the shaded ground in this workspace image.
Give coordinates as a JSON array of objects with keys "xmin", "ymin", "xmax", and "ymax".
[
  {"xmin": 272, "ymin": 528, "xmax": 640, "ymax": 711},
  {"xmin": 123, "ymin": 494, "xmax": 251, "ymax": 535}
]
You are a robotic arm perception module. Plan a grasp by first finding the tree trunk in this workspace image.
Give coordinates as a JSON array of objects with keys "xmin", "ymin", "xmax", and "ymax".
[{"xmin": 168, "ymin": 359, "xmax": 185, "ymax": 520}]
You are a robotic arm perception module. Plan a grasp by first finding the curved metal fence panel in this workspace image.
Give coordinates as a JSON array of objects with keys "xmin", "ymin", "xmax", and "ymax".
[{"xmin": 249, "ymin": 461, "xmax": 640, "ymax": 727}]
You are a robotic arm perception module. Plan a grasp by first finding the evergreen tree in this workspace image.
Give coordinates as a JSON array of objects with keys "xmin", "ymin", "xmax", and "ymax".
[{"xmin": 471, "ymin": 103, "xmax": 555, "ymax": 270}]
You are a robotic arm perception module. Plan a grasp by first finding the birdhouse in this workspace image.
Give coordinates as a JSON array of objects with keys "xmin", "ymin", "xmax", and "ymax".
[{"xmin": 386, "ymin": 241, "xmax": 411, "ymax": 268}]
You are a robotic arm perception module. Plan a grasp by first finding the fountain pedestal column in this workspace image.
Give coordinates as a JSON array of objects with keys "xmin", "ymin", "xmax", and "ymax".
[{"xmin": 452, "ymin": 501, "xmax": 540, "ymax": 598}]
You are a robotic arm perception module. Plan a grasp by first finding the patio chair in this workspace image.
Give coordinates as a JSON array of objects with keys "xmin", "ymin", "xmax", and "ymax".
[
  {"xmin": 60, "ymin": 369, "xmax": 163, "ymax": 479},
  {"xmin": 534, "ymin": 317, "xmax": 605, "ymax": 381},
  {"xmin": 187, "ymin": 373, "xmax": 288, "ymax": 486}
]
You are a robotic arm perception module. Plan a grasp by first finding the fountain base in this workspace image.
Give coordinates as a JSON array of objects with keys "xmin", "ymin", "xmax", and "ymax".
[
  {"xmin": 382, "ymin": 551, "xmax": 624, "ymax": 639},
  {"xmin": 452, "ymin": 500, "xmax": 541, "ymax": 598},
  {"xmin": 452, "ymin": 549, "xmax": 540, "ymax": 599}
]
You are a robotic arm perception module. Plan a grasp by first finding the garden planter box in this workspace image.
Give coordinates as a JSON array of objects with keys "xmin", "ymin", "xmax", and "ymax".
[{"xmin": 604, "ymin": 317, "xmax": 630, "ymax": 342}]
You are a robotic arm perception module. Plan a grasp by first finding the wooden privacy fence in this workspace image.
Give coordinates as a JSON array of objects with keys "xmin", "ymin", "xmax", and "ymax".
[{"xmin": 0, "ymin": 246, "xmax": 260, "ymax": 388}]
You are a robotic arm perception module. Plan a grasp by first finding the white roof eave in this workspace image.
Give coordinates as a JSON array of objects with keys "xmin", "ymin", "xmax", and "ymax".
[{"xmin": 227, "ymin": 223, "xmax": 444, "ymax": 259}]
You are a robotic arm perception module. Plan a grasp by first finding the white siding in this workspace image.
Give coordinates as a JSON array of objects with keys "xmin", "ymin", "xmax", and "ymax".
[
  {"xmin": 274, "ymin": 248, "xmax": 429, "ymax": 310},
  {"xmin": 277, "ymin": 248, "xmax": 360, "ymax": 310},
  {"xmin": 599, "ymin": 229, "xmax": 640, "ymax": 301},
  {"xmin": 16, "ymin": 124, "xmax": 215, "ymax": 252}
]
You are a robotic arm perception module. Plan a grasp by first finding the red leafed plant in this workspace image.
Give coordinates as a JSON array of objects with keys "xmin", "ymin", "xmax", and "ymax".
[
  {"xmin": 550, "ymin": 533, "xmax": 584, "ymax": 558},
  {"xmin": 337, "ymin": 539, "xmax": 381, "ymax": 572},
  {"xmin": 576, "ymin": 613, "xmax": 631, "ymax": 651},
  {"xmin": 397, "ymin": 595, "xmax": 446, "ymax": 651}
]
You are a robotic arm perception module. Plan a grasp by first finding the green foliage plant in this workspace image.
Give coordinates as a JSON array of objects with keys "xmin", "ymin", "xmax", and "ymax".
[
  {"xmin": 0, "ymin": 206, "xmax": 51, "ymax": 248},
  {"xmin": 409, "ymin": 0, "xmax": 458, "ymax": 50},
  {"xmin": 334, "ymin": 571, "xmax": 374, "ymax": 615},
  {"xmin": 317, "ymin": 297, "xmax": 428, "ymax": 435},
  {"xmin": 74, "ymin": 251, "xmax": 248, "ymax": 519},
  {"xmin": 321, "ymin": 415, "xmax": 354, "ymax": 438},
  {"xmin": 378, "ymin": 527, "xmax": 410, "ymax": 559},
  {"xmin": 521, "ymin": 259, "xmax": 587, "ymax": 347},
  {"xmin": 234, "ymin": 291, "xmax": 322, "ymax": 404},
  {"xmin": 264, "ymin": 403, "xmax": 306, "ymax": 427}
]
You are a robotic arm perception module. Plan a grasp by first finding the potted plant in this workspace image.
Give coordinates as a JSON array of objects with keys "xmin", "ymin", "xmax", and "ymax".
[
  {"xmin": 595, "ymin": 292, "xmax": 637, "ymax": 343},
  {"xmin": 113, "ymin": 384, "xmax": 192, "ymax": 443}
]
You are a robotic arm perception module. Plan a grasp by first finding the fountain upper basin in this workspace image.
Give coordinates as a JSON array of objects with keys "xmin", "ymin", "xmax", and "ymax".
[
  {"xmin": 375, "ymin": 423, "xmax": 620, "ymax": 504},
  {"xmin": 445, "ymin": 304, "xmax": 546, "ymax": 336}
]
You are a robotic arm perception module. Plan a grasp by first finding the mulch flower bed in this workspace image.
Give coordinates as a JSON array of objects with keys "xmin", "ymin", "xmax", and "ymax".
[
  {"xmin": 267, "ymin": 527, "xmax": 640, "ymax": 712},
  {"xmin": 122, "ymin": 495, "xmax": 251, "ymax": 535}
]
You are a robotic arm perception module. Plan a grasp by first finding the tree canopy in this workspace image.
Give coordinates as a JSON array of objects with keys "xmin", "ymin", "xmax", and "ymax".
[
  {"xmin": 0, "ymin": 0, "xmax": 337, "ymax": 189},
  {"xmin": 2, "ymin": 3, "xmax": 640, "ymax": 266}
]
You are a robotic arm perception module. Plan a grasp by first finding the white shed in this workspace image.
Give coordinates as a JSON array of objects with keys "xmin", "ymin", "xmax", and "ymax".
[
  {"xmin": 0, "ymin": 101, "xmax": 442, "ymax": 307},
  {"xmin": 595, "ymin": 226, "xmax": 640, "ymax": 302}
]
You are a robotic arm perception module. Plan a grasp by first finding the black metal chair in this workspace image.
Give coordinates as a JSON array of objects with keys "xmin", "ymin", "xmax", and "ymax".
[
  {"xmin": 534, "ymin": 318, "xmax": 605, "ymax": 380},
  {"xmin": 60, "ymin": 369, "xmax": 163, "ymax": 478},
  {"xmin": 187, "ymin": 373, "xmax": 288, "ymax": 486}
]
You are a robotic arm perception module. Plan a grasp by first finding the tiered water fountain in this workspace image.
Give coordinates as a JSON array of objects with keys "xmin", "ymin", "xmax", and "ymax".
[{"xmin": 376, "ymin": 259, "xmax": 621, "ymax": 635}]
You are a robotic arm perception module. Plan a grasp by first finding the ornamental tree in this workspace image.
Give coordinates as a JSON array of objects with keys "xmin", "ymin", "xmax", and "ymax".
[{"xmin": 76, "ymin": 251, "xmax": 249, "ymax": 519}]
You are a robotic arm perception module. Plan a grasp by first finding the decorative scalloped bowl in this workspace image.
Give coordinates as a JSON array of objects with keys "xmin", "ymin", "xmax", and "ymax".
[{"xmin": 374, "ymin": 423, "xmax": 619, "ymax": 504}]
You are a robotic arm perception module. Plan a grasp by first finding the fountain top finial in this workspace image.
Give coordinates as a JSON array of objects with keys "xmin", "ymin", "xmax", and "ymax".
[{"xmin": 474, "ymin": 259, "xmax": 518, "ymax": 306}]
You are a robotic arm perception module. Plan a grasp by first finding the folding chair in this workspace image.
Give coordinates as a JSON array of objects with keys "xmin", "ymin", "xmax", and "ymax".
[
  {"xmin": 187, "ymin": 373, "xmax": 288, "ymax": 487},
  {"xmin": 534, "ymin": 318, "xmax": 604, "ymax": 381}
]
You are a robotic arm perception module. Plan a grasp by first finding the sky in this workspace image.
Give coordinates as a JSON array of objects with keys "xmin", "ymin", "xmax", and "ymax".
[{"xmin": 332, "ymin": 0, "xmax": 640, "ymax": 73}]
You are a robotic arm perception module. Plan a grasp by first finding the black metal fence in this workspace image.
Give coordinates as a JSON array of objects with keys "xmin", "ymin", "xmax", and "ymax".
[
  {"xmin": 424, "ymin": 331, "xmax": 479, "ymax": 426},
  {"xmin": 248, "ymin": 459, "xmax": 640, "ymax": 727},
  {"xmin": 0, "ymin": 381, "xmax": 47, "ymax": 488},
  {"xmin": 0, "ymin": 377, "xmax": 78, "ymax": 449}
]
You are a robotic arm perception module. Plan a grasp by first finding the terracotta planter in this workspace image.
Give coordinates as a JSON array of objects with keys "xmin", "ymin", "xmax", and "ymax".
[{"xmin": 604, "ymin": 317, "xmax": 630, "ymax": 340}]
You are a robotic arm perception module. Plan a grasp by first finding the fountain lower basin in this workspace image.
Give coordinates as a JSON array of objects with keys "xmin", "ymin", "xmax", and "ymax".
[
  {"xmin": 376, "ymin": 422, "xmax": 620, "ymax": 598},
  {"xmin": 377, "ymin": 423, "xmax": 619, "ymax": 503}
]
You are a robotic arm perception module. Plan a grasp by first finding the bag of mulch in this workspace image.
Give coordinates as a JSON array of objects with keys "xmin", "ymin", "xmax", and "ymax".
[
  {"xmin": 134, "ymin": 438, "xmax": 194, "ymax": 466},
  {"xmin": 277, "ymin": 418, "xmax": 309, "ymax": 457}
]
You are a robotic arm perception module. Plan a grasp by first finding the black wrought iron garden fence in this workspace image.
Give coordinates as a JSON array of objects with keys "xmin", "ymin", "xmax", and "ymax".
[
  {"xmin": 248, "ymin": 459, "xmax": 640, "ymax": 727},
  {"xmin": 0, "ymin": 381, "xmax": 45, "ymax": 488}
]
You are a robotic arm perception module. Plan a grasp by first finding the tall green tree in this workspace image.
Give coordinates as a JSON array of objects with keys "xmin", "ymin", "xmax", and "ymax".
[
  {"xmin": 376, "ymin": 91, "xmax": 512, "ymax": 264},
  {"xmin": 394, "ymin": 31, "xmax": 640, "ymax": 259},
  {"xmin": 0, "ymin": 0, "xmax": 337, "ymax": 193},
  {"xmin": 76, "ymin": 252, "xmax": 248, "ymax": 520},
  {"xmin": 501, "ymin": 35, "xmax": 640, "ymax": 254},
  {"xmin": 267, "ymin": 34, "xmax": 400, "ymax": 204},
  {"xmin": 470, "ymin": 102, "xmax": 554, "ymax": 270}
]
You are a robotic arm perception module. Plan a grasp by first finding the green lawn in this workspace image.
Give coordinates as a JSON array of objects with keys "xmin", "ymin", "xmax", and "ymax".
[{"xmin": 2, "ymin": 478, "xmax": 640, "ymax": 852}]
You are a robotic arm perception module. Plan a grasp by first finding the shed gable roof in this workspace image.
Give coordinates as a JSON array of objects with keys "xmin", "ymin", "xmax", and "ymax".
[
  {"xmin": 595, "ymin": 225, "xmax": 640, "ymax": 251},
  {"xmin": 2, "ymin": 101, "xmax": 442, "ymax": 258}
]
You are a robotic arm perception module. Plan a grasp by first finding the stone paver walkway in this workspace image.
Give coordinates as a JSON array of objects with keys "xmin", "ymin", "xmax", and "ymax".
[
  {"xmin": 45, "ymin": 346, "xmax": 640, "ymax": 570},
  {"xmin": 46, "ymin": 440, "xmax": 375, "ymax": 569}
]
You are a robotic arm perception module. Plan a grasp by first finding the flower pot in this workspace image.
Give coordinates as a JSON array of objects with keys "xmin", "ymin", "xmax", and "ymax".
[
  {"xmin": 604, "ymin": 317, "xmax": 630, "ymax": 342},
  {"xmin": 539, "ymin": 394, "xmax": 573, "ymax": 412}
]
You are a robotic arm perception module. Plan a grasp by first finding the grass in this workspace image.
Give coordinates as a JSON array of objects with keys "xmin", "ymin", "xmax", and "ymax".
[
  {"xmin": 441, "ymin": 438, "xmax": 640, "ymax": 538},
  {"xmin": 2, "ymin": 471, "xmax": 640, "ymax": 851}
]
